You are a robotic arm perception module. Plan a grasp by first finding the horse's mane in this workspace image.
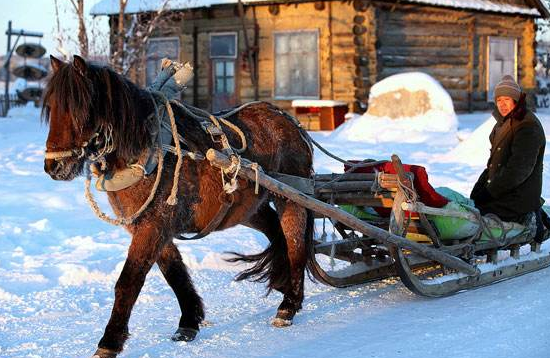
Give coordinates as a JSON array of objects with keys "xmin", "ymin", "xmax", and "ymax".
[{"xmin": 42, "ymin": 61, "xmax": 153, "ymax": 161}]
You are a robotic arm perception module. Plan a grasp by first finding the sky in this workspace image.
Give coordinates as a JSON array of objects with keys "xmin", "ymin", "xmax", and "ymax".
[{"xmin": 0, "ymin": 0, "xmax": 109, "ymax": 59}]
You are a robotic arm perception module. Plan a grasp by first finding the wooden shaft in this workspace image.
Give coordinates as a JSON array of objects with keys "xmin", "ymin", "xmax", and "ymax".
[{"xmin": 206, "ymin": 149, "xmax": 480, "ymax": 276}]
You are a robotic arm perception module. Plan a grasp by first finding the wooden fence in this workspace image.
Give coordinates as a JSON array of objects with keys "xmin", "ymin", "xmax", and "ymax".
[{"xmin": 0, "ymin": 93, "xmax": 28, "ymax": 117}]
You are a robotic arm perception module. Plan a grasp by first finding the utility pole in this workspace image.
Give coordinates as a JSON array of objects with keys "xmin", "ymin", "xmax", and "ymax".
[{"xmin": 2, "ymin": 21, "xmax": 43, "ymax": 117}]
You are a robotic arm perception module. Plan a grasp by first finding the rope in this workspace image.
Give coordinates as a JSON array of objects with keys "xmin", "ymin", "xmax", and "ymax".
[
  {"xmin": 87, "ymin": 124, "xmax": 114, "ymax": 162},
  {"xmin": 219, "ymin": 117, "xmax": 247, "ymax": 153},
  {"xmin": 250, "ymin": 162, "xmax": 260, "ymax": 194},
  {"xmin": 84, "ymin": 147, "xmax": 165, "ymax": 226},
  {"xmin": 303, "ymin": 132, "xmax": 388, "ymax": 168},
  {"xmin": 162, "ymin": 94, "xmax": 184, "ymax": 206},
  {"xmin": 465, "ymin": 206, "xmax": 510, "ymax": 245},
  {"xmin": 221, "ymin": 155, "xmax": 241, "ymax": 194}
]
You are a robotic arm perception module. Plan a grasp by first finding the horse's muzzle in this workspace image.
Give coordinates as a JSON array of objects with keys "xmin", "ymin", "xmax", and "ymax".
[{"xmin": 44, "ymin": 158, "xmax": 79, "ymax": 181}]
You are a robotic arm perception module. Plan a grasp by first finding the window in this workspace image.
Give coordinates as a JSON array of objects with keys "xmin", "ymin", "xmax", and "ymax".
[
  {"xmin": 210, "ymin": 33, "xmax": 237, "ymax": 58},
  {"xmin": 213, "ymin": 60, "xmax": 235, "ymax": 95},
  {"xmin": 274, "ymin": 31, "xmax": 319, "ymax": 99},
  {"xmin": 210, "ymin": 33, "xmax": 237, "ymax": 96},
  {"xmin": 146, "ymin": 37, "xmax": 180, "ymax": 86},
  {"xmin": 487, "ymin": 37, "xmax": 517, "ymax": 102}
]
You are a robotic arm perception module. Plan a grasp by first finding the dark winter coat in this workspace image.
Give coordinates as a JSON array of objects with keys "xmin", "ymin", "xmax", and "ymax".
[{"xmin": 470, "ymin": 95, "xmax": 546, "ymax": 222}]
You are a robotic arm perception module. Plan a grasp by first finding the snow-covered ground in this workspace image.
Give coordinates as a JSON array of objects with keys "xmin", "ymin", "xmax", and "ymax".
[{"xmin": 1, "ymin": 104, "xmax": 550, "ymax": 358}]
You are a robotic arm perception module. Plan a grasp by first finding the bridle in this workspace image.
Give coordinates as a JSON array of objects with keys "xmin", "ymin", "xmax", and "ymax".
[{"xmin": 44, "ymin": 123, "xmax": 115, "ymax": 163}]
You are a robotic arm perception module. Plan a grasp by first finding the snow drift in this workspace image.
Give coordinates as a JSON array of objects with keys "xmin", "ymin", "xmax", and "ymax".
[{"xmin": 332, "ymin": 72, "xmax": 458, "ymax": 145}]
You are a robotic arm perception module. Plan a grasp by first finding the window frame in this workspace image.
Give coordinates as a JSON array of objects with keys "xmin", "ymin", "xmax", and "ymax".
[
  {"xmin": 272, "ymin": 29, "xmax": 320, "ymax": 100},
  {"xmin": 145, "ymin": 36, "xmax": 181, "ymax": 86},
  {"xmin": 209, "ymin": 32, "xmax": 238, "ymax": 59},
  {"xmin": 486, "ymin": 36, "xmax": 518, "ymax": 102},
  {"xmin": 212, "ymin": 59, "xmax": 236, "ymax": 95}
]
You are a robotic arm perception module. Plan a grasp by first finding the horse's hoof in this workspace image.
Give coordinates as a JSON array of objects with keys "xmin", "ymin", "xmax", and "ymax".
[
  {"xmin": 272, "ymin": 308, "xmax": 295, "ymax": 327},
  {"xmin": 171, "ymin": 327, "xmax": 199, "ymax": 342},
  {"xmin": 91, "ymin": 347, "xmax": 118, "ymax": 358},
  {"xmin": 271, "ymin": 317, "xmax": 293, "ymax": 327}
]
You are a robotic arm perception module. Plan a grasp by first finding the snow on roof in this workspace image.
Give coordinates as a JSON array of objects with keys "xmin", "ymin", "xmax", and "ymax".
[
  {"xmin": 90, "ymin": 0, "xmax": 267, "ymax": 15},
  {"xmin": 90, "ymin": 0, "xmax": 549, "ymax": 16},
  {"xmin": 403, "ymin": 0, "xmax": 547, "ymax": 17}
]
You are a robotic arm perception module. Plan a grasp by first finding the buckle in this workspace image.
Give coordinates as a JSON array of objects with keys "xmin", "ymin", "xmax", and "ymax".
[{"xmin": 206, "ymin": 124, "xmax": 224, "ymax": 137}]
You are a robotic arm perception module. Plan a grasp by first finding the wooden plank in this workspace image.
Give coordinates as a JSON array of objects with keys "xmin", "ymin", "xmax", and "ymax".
[
  {"xmin": 315, "ymin": 173, "xmax": 377, "ymax": 181},
  {"xmin": 379, "ymin": 26, "xmax": 469, "ymax": 38},
  {"xmin": 380, "ymin": 67, "xmax": 469, "ymax": 79},
  {"xmin": 379, "ymin": 47, "xmax": 467, "ymax": 58},
  {"xmin": 381, "ymin": 55, "xmax": 469, "ymax": 67},
  {"xmin": 379, "ymin": 35, "xmax": 468, "ymax": 48}
]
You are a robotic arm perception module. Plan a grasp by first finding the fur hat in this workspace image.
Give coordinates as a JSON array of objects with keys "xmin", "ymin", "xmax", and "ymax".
[{"xmin": 494, "ymin": 75, "xmax": 521, "ymax": 101}]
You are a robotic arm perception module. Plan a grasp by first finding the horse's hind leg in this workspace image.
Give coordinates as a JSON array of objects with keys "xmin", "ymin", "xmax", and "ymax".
[
  {"xmin": 273, "ymin": 201, "xmax": 309, "ymax": 327},
  {"xmin": 157, "ymin": 242, "xmax": 204, "ymax": 341},
  {"xmin": 93, "ymin": 226, "xmax": 165, "ymax": 358}
]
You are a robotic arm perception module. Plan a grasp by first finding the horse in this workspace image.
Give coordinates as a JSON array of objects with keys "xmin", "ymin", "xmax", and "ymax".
[{"xmin": 42, "ymin": 55, "xmax": 314, "ymax": 358}]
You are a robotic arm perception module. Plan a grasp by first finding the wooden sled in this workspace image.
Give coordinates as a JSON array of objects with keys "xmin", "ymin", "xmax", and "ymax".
[{"xmin": 206, "ymin": 149, "xmax": 550, "ymax": 297}]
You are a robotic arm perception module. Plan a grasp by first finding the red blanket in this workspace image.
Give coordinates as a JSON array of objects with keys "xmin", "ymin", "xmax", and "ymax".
[{"xmin": 344, "ymin": 161, "xmax": 449, "ymax": 217}]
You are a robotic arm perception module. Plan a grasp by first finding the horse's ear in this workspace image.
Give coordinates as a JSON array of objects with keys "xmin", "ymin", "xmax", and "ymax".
[
  {"xmin": 50, "ymin": 55, "xmax": 63, "ymax": 73},
  {"xmin": 73, "ymin": 55, "xmax": 88, "ymax": 76}
]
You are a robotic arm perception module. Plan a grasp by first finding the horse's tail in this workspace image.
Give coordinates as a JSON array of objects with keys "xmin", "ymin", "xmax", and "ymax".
[
  {"xmin": 226, "ymin": 208, "xmax": 315, "ymax": 295},
  {"xmin": 226, "ymin": 233, "xmax": 291, "ymax": 294}
]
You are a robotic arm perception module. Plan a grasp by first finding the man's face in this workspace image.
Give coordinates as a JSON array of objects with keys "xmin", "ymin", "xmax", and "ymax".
[{"xmin": 496, "ymin": 96, "xmax": 516, "ymax": 117}]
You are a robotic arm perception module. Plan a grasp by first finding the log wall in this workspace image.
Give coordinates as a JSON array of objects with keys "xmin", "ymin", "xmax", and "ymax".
[
  {"xmin": 134, "ymin": 0, "xmax": 540, "ymax": 120},
  {"xmin": 375, "ymin": 2, "xmax": 538, "ymax": 112}
]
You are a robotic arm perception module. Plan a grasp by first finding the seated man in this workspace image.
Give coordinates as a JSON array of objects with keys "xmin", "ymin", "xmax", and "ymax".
[{"xmin": 470, "ymin": 75, "xmax": 547, "ymax": 242}]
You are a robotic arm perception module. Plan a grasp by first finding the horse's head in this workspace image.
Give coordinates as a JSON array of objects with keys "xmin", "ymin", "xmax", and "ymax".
[{"xmin": 42, "ymin": 55, "xmax": 151, "ymax": 181}]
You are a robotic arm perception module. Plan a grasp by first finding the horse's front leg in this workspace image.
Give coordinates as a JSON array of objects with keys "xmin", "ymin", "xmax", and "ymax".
[
  {"xmin": 93, "ymin": 225, "xmax": 166, "ymax": 358},
  {"xmin": 157, "ymin": 242, "xmax": 205, "ymax": 342}
]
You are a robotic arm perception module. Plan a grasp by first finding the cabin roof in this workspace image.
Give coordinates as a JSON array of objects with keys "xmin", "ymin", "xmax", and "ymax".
[
  {"xmin": 90, "ymin": 0, "xmax": 550, "ymax": 18},
  {"xmin": 402, "ymin": 0, "xmax": 549, "ymax": 18}
]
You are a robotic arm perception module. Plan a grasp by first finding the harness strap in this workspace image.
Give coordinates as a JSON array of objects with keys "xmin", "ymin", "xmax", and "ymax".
[
  {"xmin": 44, "ymin": 150, "xmax": 77, "ymax": 160},
  {"xmin": 177, "ymin": 192, "xmax": 234, "ymax": 240}
]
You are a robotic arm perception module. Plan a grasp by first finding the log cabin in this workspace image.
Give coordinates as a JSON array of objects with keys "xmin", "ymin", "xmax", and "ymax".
[{"xmin": 91, "ymin": 0, "xmax": 550, "ymax": 129}]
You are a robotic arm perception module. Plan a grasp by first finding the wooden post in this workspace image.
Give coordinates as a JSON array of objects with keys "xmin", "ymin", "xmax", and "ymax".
[
  {"xmin": 192, "ymin": 25, "xmax": 198, "ymax": 107},
  {"xmin": 3, "ymin": 21, "xmax": 11, "ymax": 117},
  {"xmin": 237, "ymin": 0, "xmax": 258, "ymax": 100},
  {"xmin": 486, "ymin": 249, "xmax": 498, "ymax": 263},
  {"xmin": 510, "ymin": 244, "xmax": 520, "ymax": 260},
  {"xmin": 206, "ymin": 149, "xmax": 480, "ymax": 276}
]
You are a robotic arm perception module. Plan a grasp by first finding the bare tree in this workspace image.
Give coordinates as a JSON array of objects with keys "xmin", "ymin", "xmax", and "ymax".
[
  {"xmin": 53, "ymin": 0, "xmax": 174, "ymax": 79},
  {"xmin": 69, "ymin": 0, "xmax": 89, "ymax": 57},
  {"xmin": 112, "ymin": 0, "xmax": 172, "ymax": 76},
  {"xmin": 53, "ymin": 0, "xmax": 70, "ymax": 59}
]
